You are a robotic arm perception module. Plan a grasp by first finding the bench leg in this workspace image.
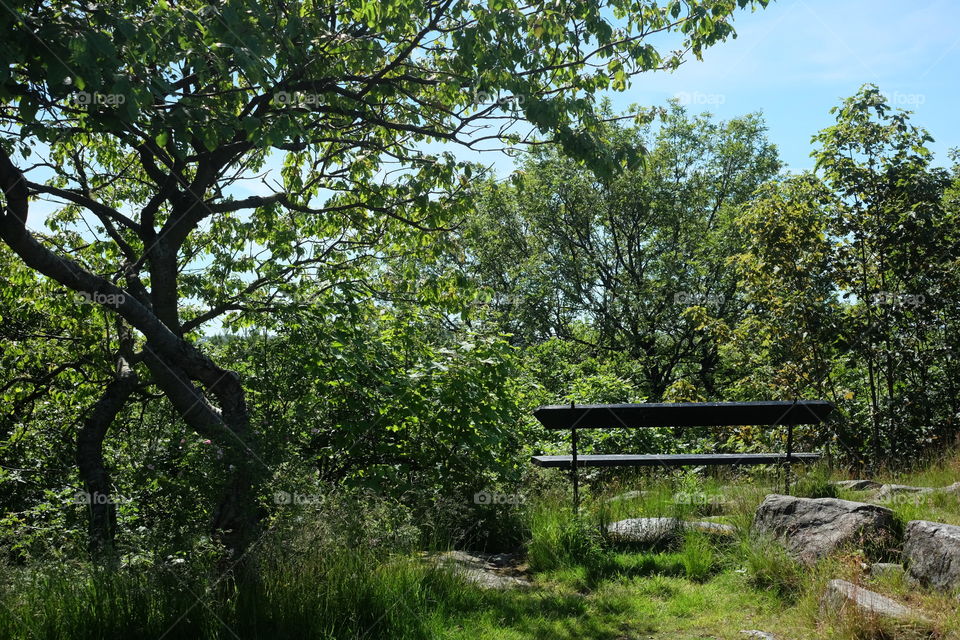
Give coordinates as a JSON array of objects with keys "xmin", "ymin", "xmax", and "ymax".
[
  {"xmin": 785, "ymin": 423, "xmax": 793, "ymax": 495},
  {"xmin": 571, "ymin": 427, "xmax": 579, "ymax": 515}
]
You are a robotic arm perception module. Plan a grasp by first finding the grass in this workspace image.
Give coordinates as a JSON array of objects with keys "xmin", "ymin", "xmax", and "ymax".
[{"xmin": 5, "ymin": 462, "xmax": 960, "ymax": 639}]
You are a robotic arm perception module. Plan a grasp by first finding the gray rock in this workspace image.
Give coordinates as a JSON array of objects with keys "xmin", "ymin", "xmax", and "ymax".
[
  {"xmin": 833, "ymin": 479, "xmax": 882, "ymax": 491},
  {"xmin": 939, "ymin": 482, "xmax": 960, "ymax": 496},
  {"xmin": 870, "ymin": 562, "xmax": 905, "ymax": 578},
  {"xmin": 487, "ymin": 552, "xmax": 522, "ymax": 568},
  {"xmin": 819, "ymin": 579, "xmax": 930, "ymax": 626},
  {"xmin": 689, "ymin": 520, "xmax": 737, "ymax": 536},
  {"xmin": 430, "ymin": 551, "xmax": 531, "ymax": 589},
  {"xmin": 605, "ymin": 490, "xmax": 645, "ymax": 503},
  {"xmin": 739, "ymin": 631, "xmax": 778, "ymax": 639},
  {"xmin": 875, "ymin": 484, "xmax": 935, "ymax": 501},
  {"xmin": 753, "ymin": 494, "xmax": 896, "ymax": 564},
  {"xmin": 606, "ymin": 517, "xmax": 735, "ymax": 545},
  {"xmin": 607, "ymin": 517, "xmax": 683, "ymax": 544},
  {"xmin": 902, "ymin": 519, "xmax": 960, "ymax": 591}
]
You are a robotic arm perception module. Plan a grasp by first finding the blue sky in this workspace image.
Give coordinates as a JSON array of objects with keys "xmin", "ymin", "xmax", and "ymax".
[
  {"xmin": 414, "ymin": 0, "xmax": 960, "ymax": 181},
  {"xmin": 606, "ymin": 0, "xmax": 960, "ymax": 173}
]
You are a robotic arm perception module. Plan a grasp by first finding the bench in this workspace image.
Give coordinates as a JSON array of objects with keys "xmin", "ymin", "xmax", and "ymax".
[{"xmin": 530, "ymin": 400, "xmax": 834, "ymax": 510}]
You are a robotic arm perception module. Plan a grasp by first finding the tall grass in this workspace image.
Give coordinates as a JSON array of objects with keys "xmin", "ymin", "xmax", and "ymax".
[
  {"xmin": 0, "ymin": 544, "xmax": 487, "ymax": 640},
  {"xmin": 678, "ymin": 531, "xmax": 716, "ymax": 582},
  {"xmin": 525, "ymin": 494, "xmax": 603, "ymax": 572},
  {"xmin": 738, "ymin": 533, "xmax": 804, "ymax": 600},
  {"xmin": 0, "ymin": 548, "xmax": 492, "ymax": 640}
]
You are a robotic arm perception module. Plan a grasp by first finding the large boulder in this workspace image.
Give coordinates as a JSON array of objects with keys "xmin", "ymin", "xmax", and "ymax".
[
  {"xmin": 753, "ymin": 494, "xmax": 896, "ymax": 564},
  {"xmin": 902, "ymin": 520, "xmax": 960, "ymax": 591},
  {"xmin": 819, "ymin": 579, "xmax": 931, "ymax": 628},
  {"xmin": 606, "ymin": 517, "xmax": 735, "ymax": 545}
]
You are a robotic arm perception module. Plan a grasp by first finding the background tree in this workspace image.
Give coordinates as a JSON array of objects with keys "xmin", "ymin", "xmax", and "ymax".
[
  {"xmin": 462, "ymin": 103, "xmax": 780, "ymax": 400},
  {"xmin": 812, "ymin": 85, "xmax": 956, "ymax": 461},
  {"xmin": 730, "ymin": 86, "xmax": 960, "ymax": 464}
]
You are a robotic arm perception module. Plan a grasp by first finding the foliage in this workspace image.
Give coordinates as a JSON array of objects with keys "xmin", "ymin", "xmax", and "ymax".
[
  {"xmin": 463, "ymin": 103, "xmax": 781, "ymax": 401},
  {"xmin": 732, "ymin": 85, "xmax": 960, "ymax": 463}
]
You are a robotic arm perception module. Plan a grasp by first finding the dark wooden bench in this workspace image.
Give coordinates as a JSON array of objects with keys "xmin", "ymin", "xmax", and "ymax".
[{"xmin": 530, "ymin": 400, "xmax": 834, "ymax": 510}]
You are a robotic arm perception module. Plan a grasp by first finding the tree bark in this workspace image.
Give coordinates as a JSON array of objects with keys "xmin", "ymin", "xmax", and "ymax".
[
  {"xmin": 77, "ymin": 325, "xmax": 138, "ymax": 559},
  {"xmin": 141, "ymin": 346, "xmax": 261, "ymax": 560}
]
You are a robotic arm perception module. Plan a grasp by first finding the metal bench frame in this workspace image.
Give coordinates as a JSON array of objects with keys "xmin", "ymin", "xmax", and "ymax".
[{"xmin": 530, "ymin": 400, "xmax": 835, "ymax": 512}]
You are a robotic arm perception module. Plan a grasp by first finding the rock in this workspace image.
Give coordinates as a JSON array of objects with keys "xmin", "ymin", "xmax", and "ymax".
[
  {"xmin": 739, "ymin": 631, "xmax": 778, "ymax": 639},
  {"xmin": 607, "ymin": 517, "xmax": 683, "ymax": 544},
  {"xmin": 605, "ymin": 490, "xmax": 645, "ymax": 503},
  {"xmin": 870, "ymin": 562, "xmax": 905, "ymax": 578},
  {"xmin": 606, "ymin": 517, "xmax": 735, "ymax": 545},
  {"xmin": 689, "ymin": 520, "xmax": 737, "ymax": 536},
  {"xmin": 902, "ymin": 519, "xmax": 960, "ymax": 591},
  {"xmin": 875, "ymin": 484, "xmax": 935, "ymax": 501},
  {"xmin": 429, "ymin": 551, "xmax": 531, "ymax": 589},
  {"xmin": 939, "ymin": 482, "xmax": 960, "ymax": 496},
  {"xmin": 820, "ymin": 579, "xmax": 931, "ymax": 627},
  {"xmin": 833, "ymin": 479, "xmax": 882, "ymax": 491},
  {"xmin": 753, "ymin": 494, "xmax": 896, "ymax": 564}
]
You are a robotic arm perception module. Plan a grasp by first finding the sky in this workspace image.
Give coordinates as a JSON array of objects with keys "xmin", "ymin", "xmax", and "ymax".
[
  {"xmin": 602, "ymin": 0, "xmax": 960, "ymax": 174},
  {"xmin": 401, "ymin": 0, "xmax": 960, "ymax": 182}
]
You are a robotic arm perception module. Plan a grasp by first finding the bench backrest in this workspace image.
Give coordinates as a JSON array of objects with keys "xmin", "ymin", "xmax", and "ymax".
[{"xmin": 533, "ymin": 400, "xmax": 834, "ymax": 430}]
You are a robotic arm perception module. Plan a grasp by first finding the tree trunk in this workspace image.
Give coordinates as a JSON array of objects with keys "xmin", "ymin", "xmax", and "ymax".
[
  {"xmin": 77, "ymin": 350, "xmax": 138, "ymax": 559},
  {"xmin": 141, "ymin": 347, "xmax": 262, "ymax": 561}
]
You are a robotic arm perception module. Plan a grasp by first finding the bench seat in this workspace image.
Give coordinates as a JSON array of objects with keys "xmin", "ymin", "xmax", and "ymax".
[{"xmin": 531, "ymin": 452, "xmax": 821, "ymax": 468}]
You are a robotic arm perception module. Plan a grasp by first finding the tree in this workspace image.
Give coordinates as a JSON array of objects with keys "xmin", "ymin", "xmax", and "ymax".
[
  {"xmin": 728, "ymin": 174, "xmax": 844, "ymax": 454},
  {"xmin": 812, "ymin": 84, "xmax": 955, "ymax": 461},
  {"xmin": 462, "ymin": 103, "xmax": 780, "ymax": 400},
  {"xmin": 732, "ymin": 86, "xmax": 960, "ymax": 465},
  {"xmin": 0, "ymin": 0, "xmax": 769, "ymax": 558}
]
